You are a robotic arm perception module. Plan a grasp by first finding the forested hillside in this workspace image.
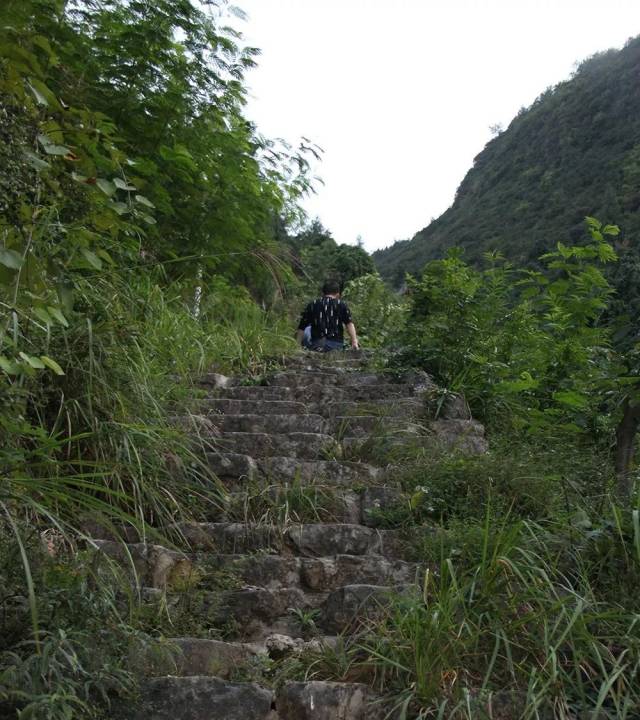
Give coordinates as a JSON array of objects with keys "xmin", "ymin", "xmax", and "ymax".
[{"xmin": 373, "ymin": 35, "xmax": 640, "ymax": 306}]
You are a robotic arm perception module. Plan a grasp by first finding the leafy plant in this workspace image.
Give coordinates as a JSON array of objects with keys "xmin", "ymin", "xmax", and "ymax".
[{"xmin": 401, "ymin": 219, "xmax": 621, "ymax": 439}]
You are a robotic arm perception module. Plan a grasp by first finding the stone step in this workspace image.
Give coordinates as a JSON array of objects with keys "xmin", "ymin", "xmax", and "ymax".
[
  {"xmin": 138, "ymin": 676, "xmax": 274, "ymax": 720},
  {"xmin": 267, "ymin": 370, "xmax": 393, "ymax": 387},
  {"xmin": 221, "ymin": 486, "xmax": 361, "ymax": 524},
  {"xmin": 214, "ymin": 586, "xmax": 319, "ymax": 627},
  {"xmin": 207, "ymin": 451, "xmax": 258, "ymax": 480},
  {"xmin": 139, "ymin": 676, "xmax": 384, "ymax": 720},
  {"xmin": 143, "ymin": 580, "xmax": 395, "ymax": 642},
  {"xmin": 256, "ymin": 456, "xmax": 382, "ymax": 486},
  {"xmin": 91, "ymin": 540, "xmax": 191, "ymax": 589},
  {"xmin": 216, "ymin": 413, "xmax": 327, "ymax": 435},
  {"xmin": 217, "ymin": 383, "xmax": 423, "ymax": 403},
  {"xmin": 430, "ymin": 418, "xmax": 488, "ymax": 454},
  {"xmin": 221, "ymin": 484, "xmax": 405, "ymax": 526},
  {"xmin": 204, "ymin": 398, "xmax": 309, "ymax": 416},
  {"xmin": 338, "ymin": 419, "xmax": 488, "ymax": 457},
  {"xmin": 151, "ymin": 637, "xmax": 258, "ymax": 678},
  {"xmin": 153, "ymin": 636, "xmax": 341, "ymax": 678},
  {"xmin": 215, "ymin": 432, "xmax": 334, "ymax": 460},
  {"xmin": 277, "ymin": 680, "xmax": 384, "ymax": 720},
  {"xmin": 317, "ymin": 398, "xmax": 424, "ymax": 418},
  {"xmin": 206, "ymin": 452, "xmax": 382, "ymax": 485},
  {"xmin": 156, "ymin": 583, "xmax": 393, "ymax": 641},
  {"xmin": 180, "ymin": 522, "xmax": 404, "ymax": 558},
  {"xmin": 283, "ymin": 351, "xmax": 372, "ymax": 367},
  {"xmin": 205, "ymin": 553, "xmax": 418, "ymax": 593},
  {"xmin": 330, "ymin": 415, "xmax": 425, "ymax": 437},
  {"xmin": 323, "ymin": 584, "xmax": 394, "ymax": 633}
]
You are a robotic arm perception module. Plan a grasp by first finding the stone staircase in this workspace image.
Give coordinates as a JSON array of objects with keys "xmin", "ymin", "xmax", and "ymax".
[{"xmin": 90, "ymin": 351, "xmax": 487, "ymax": 719}]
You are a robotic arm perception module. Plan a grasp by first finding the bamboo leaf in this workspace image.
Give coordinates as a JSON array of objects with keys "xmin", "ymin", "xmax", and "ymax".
[
  {"xmin": 24, "ymin": 149, "xmax": 50, "ymax": 172},
  {"xmin": 0, "ymin": 355, "xmax": 19, "ymax": 374},
  {"xmin": 40, "ymin": 355, "xmax": 65, "ymax": 375},
  {"xmin": 47, "ymin": 306, "xmax": 69, "ymax": 327},
  {"xmin": 37, "ymin": 133, "xmax": 71, "ymax": 156},
  {"xmin": 33, "ymin": 306, "xmax": 52, "ymax": 325},
  {"xmin": 19, "ymin": 351, "xmax": 46, "ymax": 369},
  {"xmin": 0, "ymin": 248, "xmax": 23, "ymax": 269},
  {"xmin": 80, "ymin": 248, "xmax": 103, "ymax": 270}
]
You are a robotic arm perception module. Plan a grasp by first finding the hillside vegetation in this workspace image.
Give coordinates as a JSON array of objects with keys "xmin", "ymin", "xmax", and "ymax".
[{"xmin": 373, "ymin": 35, "xmax": 640, "ymax": 314}]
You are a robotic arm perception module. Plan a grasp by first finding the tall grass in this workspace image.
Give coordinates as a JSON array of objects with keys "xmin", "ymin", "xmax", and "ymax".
[
  {"xmin": 351, "ymin": 512, "xmax": 640, "ymax": 719},
  {"xmin": 2, "ymin": 269, "xmax": 297, "ymax": 536},
  {"xmin": 1, "ymin": 267, "xmax": 299, "ymax": 717}
]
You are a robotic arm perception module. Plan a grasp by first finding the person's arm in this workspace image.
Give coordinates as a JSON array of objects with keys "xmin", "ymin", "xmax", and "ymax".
[
  {"xmin": 296, "ymin": 303, "xmax": 312, "ymax": 346},
  {"xmin": 346, "ymin": 322, "xmax": 359, "ymax": 350},
  {"xmin": 340, "ymin": 301, "xmax": 359, "ymax": 349}
]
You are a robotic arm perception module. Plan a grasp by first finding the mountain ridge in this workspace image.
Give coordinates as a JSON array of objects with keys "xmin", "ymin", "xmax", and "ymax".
[{"xmin": 373, "ymin": 36, "xmax": 640, "ymax": 292}]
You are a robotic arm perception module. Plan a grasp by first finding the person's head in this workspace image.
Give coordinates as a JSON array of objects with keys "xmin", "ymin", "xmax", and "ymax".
[{"xmin": 322, "ymin": 279, "xmax": 341, "ymax": 297}]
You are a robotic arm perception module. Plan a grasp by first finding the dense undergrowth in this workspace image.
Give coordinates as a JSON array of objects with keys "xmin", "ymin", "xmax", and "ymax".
[{"xmin": 278, "ymin": 437, "xmax": 640, "ymax": 720}]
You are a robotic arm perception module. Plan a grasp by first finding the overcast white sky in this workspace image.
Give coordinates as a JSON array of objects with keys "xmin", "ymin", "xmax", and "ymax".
[{"xmin": 234, "ymin": 0, "xmax": 640, "ymax": 252}]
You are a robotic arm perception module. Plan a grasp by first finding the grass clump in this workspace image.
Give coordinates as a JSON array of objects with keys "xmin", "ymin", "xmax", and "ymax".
[
  {"xmin": 355, "ymin": 512, "xmax": 640, "ymax": 719},
  {"xmin": 0, "ymin": 530, "xmax": 158, "ymax": 720}
]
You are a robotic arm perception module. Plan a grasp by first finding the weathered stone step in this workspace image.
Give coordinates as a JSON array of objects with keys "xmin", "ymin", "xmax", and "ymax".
[
  {"xmin": 142, "ymin": 580, "xmax": 395, "ymax": 642},
  {"xmin": 139, "ymin": 676, "xmax": 384, "ymax": 720},
  {"xmin": 214, "ymin": 585, "xmax": 319, "ymax": 626},
  {"xmin": 91, "ymin": 539, "xmax": 190, "ymax": 589},
  {"xmin": 317, "ymin": 398, "xmax": 424, "ymax": 418},
  {"xmin": 323, "ymin": 584, "xmax": 394, "ymax": 633},
  {"xmin": 330, "ymin": 415, "xmax": 425, "ymax": 437},
  {"xmin": 138, "ymin": 676, "xmax": 273, "ymax": 720},
  {"xmin": 267, "ymin": 370, "xmax": 394, "ymax": 387},
  {"xmin": 206, "ymin": 553, "xmax": 418, "ymax": 593},
  {"xmin": 206, "ymin": 452, "xmax": 382, "ymax": 485},
  {"xmin": 152, "ymin": 636, "xmax": 340, "ymax": 678},
  {"xmin": 277, "ymin": 680, "xmax": 384, "ymax": 720},
  {"xmin": 215, "ymin": 431, "xmax": 333, "ymax": 460},
  {"xmin": 159, "ymin": 637, "xmax": 258, "ymax": 678},
  {"xmin": 216, "ymin": 413, "xmax": 327, "ymax": 435},
  {"xmin": 204, "ymin": 398, "xmax": 309, "ymax": 416},
  {"xmin": 221, "ymin": 484, "xmax": 405, "ymax": 526},
  {"xmin": 217, "ymin": 383, "xmax": 424, "ymax": 403},
  {"xmin": 180, "ymin": 522, "xmax": 404, "ymax": 558},
  {"xmin": 283, "ymin": 351, "xmax": 372, "ymax": 367},
  {"xmin": 339, "ymin": 419, "xmax": 488, "ymax": 457},
  {"xmin": 156, "ymin": 583, "xmax": 395, "ymax": 641},
  {"xmin": 207, "ymin": 451, "xmax": 258, "ymax": 480},
  {"xmin": 220, "ymin": 486, "xmax": 360, "ymax": 524},
  {"xmin": 256, "ymin": 456, "xmax": 382, "ymax": 486}
]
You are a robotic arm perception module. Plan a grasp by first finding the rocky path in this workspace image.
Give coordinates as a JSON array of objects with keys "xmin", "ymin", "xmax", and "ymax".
[{"xmin": 92, "ymin": 351, "xmax": 486, "ymax": 719}]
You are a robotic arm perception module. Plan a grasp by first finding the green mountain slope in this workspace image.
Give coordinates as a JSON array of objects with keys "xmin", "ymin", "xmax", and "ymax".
[{"xmin": 373, "ymin": 37, "xmax": 640, "ymax": 291}]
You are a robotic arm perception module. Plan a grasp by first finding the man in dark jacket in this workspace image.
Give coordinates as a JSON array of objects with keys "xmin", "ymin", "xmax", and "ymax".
[{"xmin": 296, "ymin": 280, "xmax": 359, "ymax": 352}]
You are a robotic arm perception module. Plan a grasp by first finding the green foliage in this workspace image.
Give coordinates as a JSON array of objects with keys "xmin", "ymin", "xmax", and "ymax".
[
  {"xmin": 401, "ymin": 220, "xmax": 621, "ymax": 435},
  {"xmin": 0, "ymin": 0, "xmax": 305, "ymax": 668},
  {"xmin": 0, "ymin": 0, "xmax": 309, "ymax": 526},
  {"xmin": 290, "ymin": 219, "xmax": 375, "ymax": 290},
  {"xmin": 374, "ymin": 36, "xmax": 640, "ymax": 309},
  {"xmin": 357, "ymin": 515, "xmax": 640, "ymax": 718},
  {"xmin": 0, "ymin": 532, "xmax": 149, "ymax": 719},
  {"xmin": 342, "ymin": 273, "xmax": 408, "ymax": 348}
]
